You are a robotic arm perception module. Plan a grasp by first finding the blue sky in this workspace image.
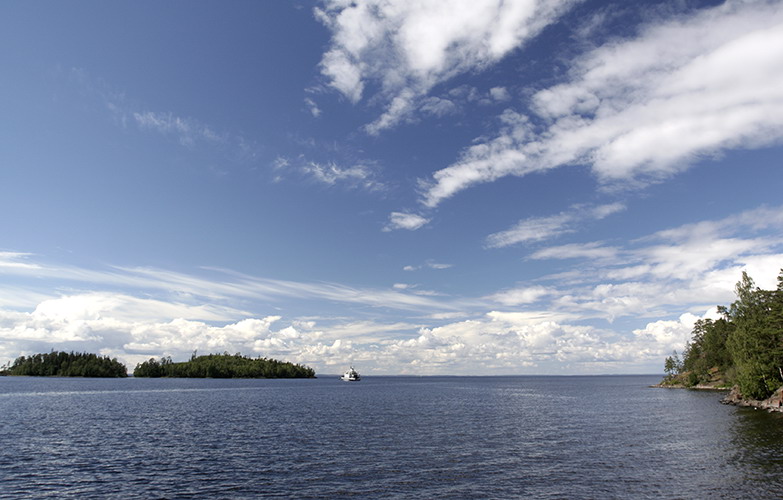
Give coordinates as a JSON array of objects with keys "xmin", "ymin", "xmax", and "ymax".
[{"xmin": 1, "ymin": 0, "xmax": 782, "ymax": 375}]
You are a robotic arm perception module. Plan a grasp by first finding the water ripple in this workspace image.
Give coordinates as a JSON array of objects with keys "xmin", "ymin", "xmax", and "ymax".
[{"xmin": 1, "ymin": 376, "xmax": 781, "ymax": 498}]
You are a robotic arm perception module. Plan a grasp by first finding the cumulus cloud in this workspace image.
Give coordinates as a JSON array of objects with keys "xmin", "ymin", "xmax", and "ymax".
[
  {"xmin": 0, "ymin": 291, "xmax": 432, "ymax": 373},
  {"xmin": 372, "ymin": 310, "xmax": 660, "ymax": 374},
  {"xmin": 419, "ymin": 0, "xmax": 783, "ymax": 206},
  {"xmin": 420, "ymin": 96, "xmax": 459, "ymax": 117},
  {"xmin": 2, "ymin": 205, "xmax": 782, "ymax": 374},
  {"xmin": 0, "ymin": 301, "xmax": 310, "ymax": 371},
  {"xmin": 316, "ymin": 0, "xmax": 576, "ymax": 133},
  {"xmin": 632, "ymin": 310, "xmax": 711, "ymax": 355},
  {"xmin": 489, "ymin": 86, "xmax": 511, "ymax": 102},
  {"xmin": 0, "ymin": 294, "xmax": 735, "ymax": 375}
]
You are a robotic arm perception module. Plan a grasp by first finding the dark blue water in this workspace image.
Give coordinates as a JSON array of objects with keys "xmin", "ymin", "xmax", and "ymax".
[{"xmin": 1, "ymin": 375, "xmax": 781, "ymax": 498}]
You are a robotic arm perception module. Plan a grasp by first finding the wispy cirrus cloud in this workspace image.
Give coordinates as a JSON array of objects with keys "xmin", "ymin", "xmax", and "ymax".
[
  {"xmin": 485, "ymin": 202, "xmax": 624, "ymax": 248},
  {"xmin": 274, "ymin": 153, "xmax": 387, "ymax": 192},
  {"xmin": 529, "ymin": 242, "xmax": 618, "ymax": 261},
  {"xmin": 315, "ymin": 0, "xmax": 577, "ymax": 134},
  {"xmin": 0, "ymin": 252, "xmax": 40, "ymax": 270},
  {"xmin": 133, "ymin": 110, "xmax": 223, "ymax": 147},
  {"xmin": 419, "ymin": 0, "xmax": 783, "ymax": 207},
  {"xmin": 66, "ymin": 67, "xmax": 261, "ymax": 165},
  {"xmin": 0, "ymin": 253, "xmax": 462, "ymax": 315},
  {"xmin": 2, "ymin": 205, "xmax": 782, "ymax": 374},
  {"xmin": 527, "ymin": 204, "xmax": 783, "ymax": 320}
]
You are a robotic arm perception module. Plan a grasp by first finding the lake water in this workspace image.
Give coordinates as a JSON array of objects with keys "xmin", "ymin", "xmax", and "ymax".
[{"xmin": 1, "ymin": 375, "xmax": 782, "ymax": 498}]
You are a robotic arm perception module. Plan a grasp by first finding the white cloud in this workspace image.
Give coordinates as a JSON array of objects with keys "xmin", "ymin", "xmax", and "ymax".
[
  {"xmin": 590, "ymin": 202, "xmax": 625, "ymax": 219},
  {"xmin": 420, "ymin": 96, "xmax": 459, "ymax": 117},
  {"xmin": 275, "ymin": 155, "xmax": 387, "ymax": 192},
  {"xmin": 371, "ymin": 310, "xmax": 656, "ymax": 374},
  {"xmin": 316, "ymin": 0, "xmax": 576, "ymax": 133},
  {"xmin": 419, "ymin": 109, "xmax": 536, "ymax": 207},
  {"xmin": 633, "ymin": 308, "xmax": 724, "ymax": 355},
  {"xmin": 304, "ymin": 97, "xmax": 322, "ymax": 117},
  {"xmin": 530, "ymin": 242, "xmax": 618, "ymax": 260},
  {"xmin": 489, "ymin": 86, "xmax": 511, "ymax": 102},
  {"xmin": 536, "ymin": 205, "xmax": 783, "ymax": 320},
  {"xmin": 402, "ymin": 260, "xmax": 453, "ymax": 271},
  {"xmin": 0, "ymin": 254, "xmax": 473, "ymax": 317},
  {"xmin": 485, "ymin": 202, "xmax": 624, "ymax": 248},
  {"xmin": 1, "ymin": 205, "xmax": 782, "ymax": 374},
  {"xmin": 419, "ymin": 0, "xmax": 783, "ymax": 206},
  {"xmin": 0, "ymin": 252, "xmax": 40, "ymax": 270},
  {"xmin": 0, "ymin": 294, "xmax": 717, "ymax": 375},
  {"xmin": 384, "ymin": 211, "xmax": 430, "ymax": 231},
  {"xmin": 489, "ymin": 286, "xmax": 551, "ymax": 306},
  {"xmin": 133, "ymin": 111, "xmax": 223, "ymax": 147},
  {"xmin": 304, "ymin": 161, "xmax": 376, "ymax": 186},
  {"xmin": 486, "ymin": 212, "xmax": 575, "ymax": 248},
  {"xmin": 32, "ymin": 292, "xmax": 243, "ymax": 323},
  {"xmin": 66, "ymin": 67, "xmax": 262, "ymax": 168},
  {"xmin": 538, "ymin": 0, "xmax": 783, "ymax": 184},
  {"xmin": 428, "ymin": 262, "xmax": 452, "ymax": 270}
]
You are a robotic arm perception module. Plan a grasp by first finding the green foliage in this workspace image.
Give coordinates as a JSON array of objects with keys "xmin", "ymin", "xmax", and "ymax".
[
  {"xmin": 724, "ymin": 271, "xmax": 783, "ymax": 399},
  {"xmin": 680, "ymin": 317, "xmax": 734, "ymax": 386},
  {"xmin": 662, "ymin": 351, "xmax": 683, "ymax": 383},
  {"xmin": 665, "ymin": 269, "xmax": 783, "ymax": 398},
  {"xmin": 133, "ymin": 352, "xmax": 315, "ymax": 379},
  {"xmin": 2, "ymin": 351, "xmax": 127, "ymax": 377}
]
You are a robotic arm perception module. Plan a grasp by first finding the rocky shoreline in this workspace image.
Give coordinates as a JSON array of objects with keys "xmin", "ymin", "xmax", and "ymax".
[
  {"xmin": 653, "ymin": 383, "xmax": 783, "ymax": 413},
  {"xmin": 652, "ymin": 383, "xmax": 729, "ymax": 391},
  {"xmin": 720, "ymin": 386, "xmax": 783, "ymax": 413}
]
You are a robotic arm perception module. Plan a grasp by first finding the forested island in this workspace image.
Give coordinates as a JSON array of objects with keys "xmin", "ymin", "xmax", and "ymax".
[
  {"xmin": 0, "ymin": 351, "xmax": 316, "ymax": 379},
  {"xmin": 133, "ymin": 353, "xmax": 316, "ymax": 378},
  {"xmin": 0, "ymin": 351, "xmax": 127, "ymax": 377},
  {"xmin": 660, "ymin": 269, "xmax": 783, "ymax": 410}
]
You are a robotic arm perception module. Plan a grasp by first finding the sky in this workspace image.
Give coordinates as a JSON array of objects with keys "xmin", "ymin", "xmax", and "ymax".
[{"xmin": 1, "ymin": 0, "xmax": 782, "ymax": 375}]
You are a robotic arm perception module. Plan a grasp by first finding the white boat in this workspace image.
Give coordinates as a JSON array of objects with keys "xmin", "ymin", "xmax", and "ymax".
[{"xmin": 341, "ymin": 366, "xmax": 361, "ymax": 381}]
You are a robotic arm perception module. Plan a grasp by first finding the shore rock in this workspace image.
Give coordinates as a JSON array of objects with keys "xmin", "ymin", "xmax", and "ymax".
[
  {"xmin": 721, "ymin": 386, "xmax": 783, "ymax": 412},
  {"xmin": 651, "ymin": 382, "xmax": 729, "ymax": 390}
]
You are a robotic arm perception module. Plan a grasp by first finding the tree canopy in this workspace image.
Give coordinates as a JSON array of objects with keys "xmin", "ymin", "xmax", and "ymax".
[
  {"xmin": 133, "ymin": 352, "xmax": 316, "ymax": 379},
  {"xmin": 663, "ymin": 269, "xmax": 783, "ymax": 399},
  {"xmin": 0, "ymin": 351, "xmax": 128, "ymax": 377}
]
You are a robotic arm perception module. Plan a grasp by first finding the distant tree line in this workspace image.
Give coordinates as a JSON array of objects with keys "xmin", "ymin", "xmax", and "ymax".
[
  {"xmin": 663, "ymin": 269, "xmax": 783, "ymax": 400},
  {"xmin": 0, "ymin": 351, "xmax": 316, "ymax": 379},
  {"xmin": 0, "ymin": 351, "xmax": 127, "ymax": 378},
  {"xmin": 133, "ymin": 352, "xmax": 316, "ymax": 378}
]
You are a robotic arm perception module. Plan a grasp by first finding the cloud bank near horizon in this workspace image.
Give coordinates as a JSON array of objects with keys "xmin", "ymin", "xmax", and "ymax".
[{"xmin": 2, "ymin": 204, "xmax": 781, "ymax": 374}]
